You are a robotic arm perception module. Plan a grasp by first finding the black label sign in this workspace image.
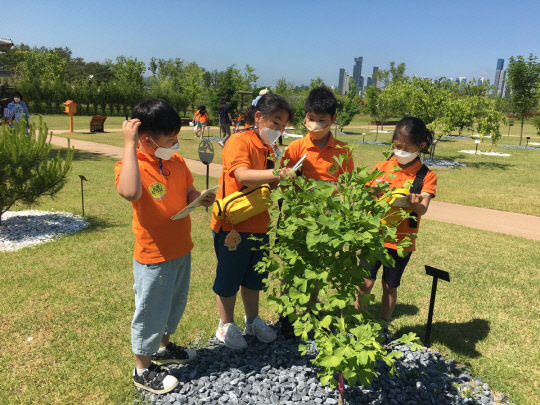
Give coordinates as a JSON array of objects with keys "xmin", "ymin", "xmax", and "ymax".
[{"xmin": 198, "ymin": 139, "xmax": 214, "ymax": 165}]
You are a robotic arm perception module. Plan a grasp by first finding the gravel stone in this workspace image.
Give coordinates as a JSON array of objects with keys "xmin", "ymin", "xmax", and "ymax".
[
  {"xmin": 135, "ymin": 335, "xmax": 514, "ymax": 405},
  {"xmin": 0, "ymin": 210, "xmax": 89, "ymax": 252}
]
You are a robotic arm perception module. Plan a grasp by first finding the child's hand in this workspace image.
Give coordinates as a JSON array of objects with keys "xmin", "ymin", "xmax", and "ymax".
[
  {"xmin": 406, "ymin": 193, "xmax": 430, "ymax": 216},
  {"xmin": 199, "ymin": 190, "xmax": 217, "ymax": 207},
  {"xmin": 279, "ymin": 167, "xmax": 296, "ymax": 180},
  {"xmin": 123, "ymin": 119, "xmax": 141, "ymax": 147}
]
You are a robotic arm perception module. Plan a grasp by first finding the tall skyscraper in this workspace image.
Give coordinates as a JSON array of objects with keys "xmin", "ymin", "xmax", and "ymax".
[
  {"xmin": 373, "ymin": 67, "xmax": 380, "ymax": 88},
  {"xmin": 494, "ymin": 59, "xmax": 506, "ymax": 97},
  {"xmin": 352, "ymin": 57, "xmax": 363, "ymax": 92},
  {"xmin": 477, "ymin": 77, "xmax": 485, "ymax": 85},
  {"xmin": 456, "ymin": 77, "xmax": 467, "ymax": 86},
  {"xmin": 338, "ymin": 68, "xmax": 345, "ymax": 93}
]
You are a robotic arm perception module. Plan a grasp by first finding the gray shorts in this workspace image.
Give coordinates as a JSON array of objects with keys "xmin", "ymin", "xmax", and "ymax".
[{"xmin": 131, "ymin": 253, "xmax": 191, "ymax": 355}]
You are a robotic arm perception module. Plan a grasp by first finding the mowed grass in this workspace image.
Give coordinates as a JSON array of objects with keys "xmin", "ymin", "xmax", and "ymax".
[
  {"xmin": 0, "ymin": 148, "xmax": 539, "ymax": 404},
  {"xmin": 48, "ymin": 115, "xmax": 540, "ymax": 216}
]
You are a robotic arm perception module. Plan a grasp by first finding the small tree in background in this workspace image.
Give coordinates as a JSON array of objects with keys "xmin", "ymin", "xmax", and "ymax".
[
  {"xmin": 506, "ymin": 54, "xmax": 540, "ymax": 145},
  {"xmin": 476, "ymin": 109, "xmax": 506, "ymax": 150},
  {"xmin": 0, "ymin": 117, "xmax": 73, "ymax": 226}
]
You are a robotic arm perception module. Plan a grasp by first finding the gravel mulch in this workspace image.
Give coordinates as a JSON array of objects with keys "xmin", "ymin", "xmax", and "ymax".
[{"xmin": 135, "ymin": 331, "xmax": 512, "ymax": 405}]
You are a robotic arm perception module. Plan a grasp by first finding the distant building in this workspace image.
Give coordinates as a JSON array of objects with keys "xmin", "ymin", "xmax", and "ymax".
[
  {"xmin": 477, "ymin": 77, "xmax": 485, "ymax": 85},
  {"xmin": 0, "ymin": 38, "xmax": 13, "ymax": 52},
  {"xmin": 494, "ymin": 59, "xmax": 506, "ymax": 97},
  {"xmin": 373, "ymin": 67, "xmax": 380, "ymax": 88},
  {"xmin": 338, "ymin": 68, "xmax": 345, "ymax": 93},
  {"xmin": 456, "ymin": 77, "xmax": 467, "ymax": 86},
  {"xmin": 352, "ymin": 57, "xmax": 363, "ymax": 92}
]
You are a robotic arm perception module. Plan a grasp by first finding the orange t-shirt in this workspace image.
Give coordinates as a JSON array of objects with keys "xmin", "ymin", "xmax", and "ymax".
[
  {"xmin": 211, "ymin": 130, "xmax": 274, "ymax": 234},
  {"xmin": 115, "ymin": 150, "xmax": 194, "ymax": 264},
  {"xmin": 195, "ymin": 112, "xmax": 208, "ymax": 123},
  {"xmin": 281, "ymin": 132, "xmax": 354, "ymax": 181},
  {"xmin": 372, "ymin": 157, "xmax": 437, "ymax": 252}
]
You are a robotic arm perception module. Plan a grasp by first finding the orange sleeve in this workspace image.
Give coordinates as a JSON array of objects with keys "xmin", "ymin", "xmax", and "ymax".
[
  {"xmin": 421, "ymin": 170, "xmax": 437, "ymax": 198},
  {"xmin": 281, "ymin": 139, "xmax": 301, "ymax": 168}
]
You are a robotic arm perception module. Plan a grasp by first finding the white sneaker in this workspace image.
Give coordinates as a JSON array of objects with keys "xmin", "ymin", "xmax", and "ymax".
[
  {"xmin": 244, "ymin": 315, "xmax": 277, "ymax": 343},
  {"xmin": 216, "ymin": 322, "xmax": 248, "ymax": 350},
  {"xmin": 218, "ymin": 140, "xmax": 225, "ymax": 147}
]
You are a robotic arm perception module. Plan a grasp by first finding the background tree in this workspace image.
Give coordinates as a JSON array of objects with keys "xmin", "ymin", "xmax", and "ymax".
[
  {"xmin": 506, "ymin": 54, "xmax": 540, "ymax": 145},
  {"xmin": 336, "ymin": 83, "xmax": 362, "ymax": 131},
  {"xmin": 365, "ymin": 86, "xmax": 392, "ymax": 140},
  {"xmin": 0, "ymin": 117, "xmax": 73, "ymax": 226},
  {"xmin": 309, "ymin": 77, "xmax": 324, "ymax": 90},
  {"xmin": 476, "ymin": 108, "xmax": 506, "ymax": 149},
  {"xmin": 378, "ymin": 61, "xmax": 408, "ymax": 88}
]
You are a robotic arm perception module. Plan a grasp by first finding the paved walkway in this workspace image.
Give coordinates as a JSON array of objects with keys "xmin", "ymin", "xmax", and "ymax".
[{"xmin": 50, "ymin": 135, "xmax": 540, "ymax": 241}]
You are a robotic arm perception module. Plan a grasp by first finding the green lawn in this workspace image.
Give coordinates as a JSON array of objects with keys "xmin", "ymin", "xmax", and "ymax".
[
  {"xmin": 0, "ymin": 148, "xmax": 538, "ymax": 404},
  {"xmin": 50, "ymin": 117, "xmax": 540, "ymax": 216}
]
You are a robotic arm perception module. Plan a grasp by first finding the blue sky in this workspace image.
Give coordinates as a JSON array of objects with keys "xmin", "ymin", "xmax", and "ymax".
[{"xmin": 3, "ymin": 0, "xmax": 539, "ymax": 88}]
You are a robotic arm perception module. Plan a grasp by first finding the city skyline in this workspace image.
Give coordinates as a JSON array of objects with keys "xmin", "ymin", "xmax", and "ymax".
[{"xmin": 2, "ymin": 0, "xmax": 539, "ymax": 89}]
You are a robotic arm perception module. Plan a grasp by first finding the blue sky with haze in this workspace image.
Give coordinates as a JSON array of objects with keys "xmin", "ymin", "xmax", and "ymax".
[{"xmin": 3, "ymin": 0, "xmax": 539, "ymax": 88}]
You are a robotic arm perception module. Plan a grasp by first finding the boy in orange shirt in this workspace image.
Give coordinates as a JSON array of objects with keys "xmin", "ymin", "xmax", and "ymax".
[
  {"xmin": 279, "ymin": 86, "xmax": 354, "ymax": 337},
  {"xmin": 282, "ymin": 86, "xmax": 354, "ymax": 182},
  {"xmin": 115, "ymin": 98, "xmax": 216, "ymax": 394}
]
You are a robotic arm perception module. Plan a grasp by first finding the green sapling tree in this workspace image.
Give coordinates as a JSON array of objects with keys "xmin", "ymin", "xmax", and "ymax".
[
  {"xmin": 0, "ymin": 117, "xmax": 74, "ymax": 225},
  {"xmin": 257, "ymin": 148, "xmax": 420, "ymax": 403}
]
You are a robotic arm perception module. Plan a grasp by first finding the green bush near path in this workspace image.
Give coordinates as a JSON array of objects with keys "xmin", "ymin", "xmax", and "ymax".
[{"xmin": 0, "ymin": 149, "xmax": 538, "ymax": 404}]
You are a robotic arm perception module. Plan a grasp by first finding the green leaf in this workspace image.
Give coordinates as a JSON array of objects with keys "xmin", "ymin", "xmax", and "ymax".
[
  {"xmin": 319, "ymin": 355, "xmax": 342, "ymax": 368},
  {"xmin": 320, "ymin": 315, "xmax": 332, "ymax": 329}
]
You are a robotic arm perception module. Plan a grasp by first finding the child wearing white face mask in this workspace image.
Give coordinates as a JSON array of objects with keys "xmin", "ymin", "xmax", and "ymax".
[
  {"xmin": 115, "ymin": 98, "xmax": 216, "ymax": 395},
  {"xmin": 282, "ymin": 86, "xmax": 354, "ymax": 182},
  {"xmin": 355, "ymin": 116, "xmax": 437, "ymax": 345},
  {"xmin": 210, "ymin": 94, "xmax": 296, "ymax": 350}
]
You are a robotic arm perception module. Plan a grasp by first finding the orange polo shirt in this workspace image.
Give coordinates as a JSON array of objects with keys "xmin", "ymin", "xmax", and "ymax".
[
  {"xmin": 211, "ymin": 130, "xmax": 274, "ymax": 234},
  {"xmin": 372, "ymin": 157, "xmax": 437, "ymax": 252},
  {"xmin": 281, "ymin": 132, "xmax": 354, "ymax": 181},
  {"xmin": 115, "ymin": 150, "xmax": 194, "ymax": 264}
]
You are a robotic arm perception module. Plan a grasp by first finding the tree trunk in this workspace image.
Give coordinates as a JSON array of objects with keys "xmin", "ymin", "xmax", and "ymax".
[
  {"xmin": 520, "ymin": 116, "xmax": 524, "ymax": 146},
  {"xmin": 375, "ymin": 124, "xmax": 379, "ymax": 142}
]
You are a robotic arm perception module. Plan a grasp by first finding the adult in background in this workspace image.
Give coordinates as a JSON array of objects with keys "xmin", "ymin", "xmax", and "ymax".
[
  {"xmin": 218, "ymin": 97, "xmax": 233, "ymax": 147},
  {"xmin": 7, "ymin": 91, "xmax": 30, "ymax": 133}
]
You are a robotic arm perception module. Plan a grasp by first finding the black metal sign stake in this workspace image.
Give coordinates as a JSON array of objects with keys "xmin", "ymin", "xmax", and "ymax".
[
  {"xmin": 424, "ymin": 265, "xmax": 450, "ymax": 347},
  {"xmin": 198, "ymin": 140, "xmax": 215, "ymax": 213},
  {"xmin": 78, "ymin": 175, "xmax": 88, "ymax": 217}
]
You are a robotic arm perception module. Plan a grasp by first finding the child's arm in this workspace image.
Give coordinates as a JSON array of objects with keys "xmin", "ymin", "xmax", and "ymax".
[
  {"xmin": 116, "ymin": 119, "xmax": 143, "ymax": 202},
  {"xmin": 234, "ymin": 167, "xmax": 295, "ymax": 187},
  {"xmin": 407, "ymin": 193, "xmax": 432, "ymax": 216},
  {"xmin": 186, "ymin": 185, "xmax": 216, "ymax": 207}
]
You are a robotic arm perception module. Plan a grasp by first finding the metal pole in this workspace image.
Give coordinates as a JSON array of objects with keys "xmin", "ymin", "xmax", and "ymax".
[
  {"xmin": 424, "ymin": 277, "xmax": 438, "ymax": 347},
  {"xmin": 206, "ymin": 164, "xmax": 210, "ymax": 213}
]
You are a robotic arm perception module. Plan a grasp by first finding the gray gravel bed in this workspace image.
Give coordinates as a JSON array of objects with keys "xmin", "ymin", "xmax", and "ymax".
[
  {"xmin": 498, "ymin": 144, "xmax": 540, "ymax": 150},
  {"xmin": 0, "ymin": 210, "xmax": 89, "ymax": 252},
  {"xmin": 421, "ymin": 158, "xmax": 467, "ymax": 169},
  {"xmin": 442, "ymin": 135, "xmax": 473, "ymax": 140},
  {"xmin": 353, "ymin": 140, "xmax": 391, "ymax": 146},
  {"xmin": 135, "ymin": 331, "xmax": 512, "ymax": 405}
]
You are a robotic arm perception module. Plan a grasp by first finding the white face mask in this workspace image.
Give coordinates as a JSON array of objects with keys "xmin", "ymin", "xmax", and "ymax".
[
  {"xmin": 394, "ymin": 149, "xmax": 418, "ymax": 165},
  {"xmin": 150, "ymin": 139, "xmax": 179, "ymax": 160},
  {"xmin": 258, "ymin": 119, "xmax": 282, "ymax": 145},
  {"xmin": 13, "ymin": 97, "xmax": 20, "ymax": 103},
  {"xmin": 304, "ymin": 120, "xmax": 331, "ymax": 137}
]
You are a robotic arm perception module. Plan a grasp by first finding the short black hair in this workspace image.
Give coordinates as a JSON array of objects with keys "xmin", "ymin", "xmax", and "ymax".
[
  {"xmin": 12, "ymin": 91, "xmax": 23, "ymax": 100},
  {"xmin": 131, "ymin": 98, "xmax": 181, "ymax": 138},
  {"xmin": 304, "ymin": 86, "xmax": 336, "ymax": 116},
  {"xmin": 244, "ymin": 94, "xmax": 294, "ymax": 125}
]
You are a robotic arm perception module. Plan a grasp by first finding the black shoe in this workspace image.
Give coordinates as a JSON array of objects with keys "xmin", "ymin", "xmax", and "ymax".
[
  {"xmin": 152, "ymin": 342, "xmax": 197, "ymax": 365},
  {"xmin": 133, "ymin": 363, "xmax": 178, "ymax": 394},
  {"xmin": 278, "ymin": 315, "xmax": 296, "ymax": 339},
  {"xmin": 379, "ymin": 328, "xmax": 393, "ymax": 347}
]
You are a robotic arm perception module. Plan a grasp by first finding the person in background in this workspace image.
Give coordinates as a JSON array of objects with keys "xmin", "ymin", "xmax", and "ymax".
[
  {"xmin": 193, "ymin": 105, "xmax": 209, "ymax": 138},
  {"xmin": 7, "ymin": 91, "xmax": 30, "ymax": 133},
  {"xmin": 218, "ymin": 97, "xmax": 233, "ymax": 147}
]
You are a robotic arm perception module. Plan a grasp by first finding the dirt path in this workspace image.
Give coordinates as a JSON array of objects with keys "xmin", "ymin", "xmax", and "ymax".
[{"xmin": 50, "ymin": 135, "xmax": 540, "ymax": 241}]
